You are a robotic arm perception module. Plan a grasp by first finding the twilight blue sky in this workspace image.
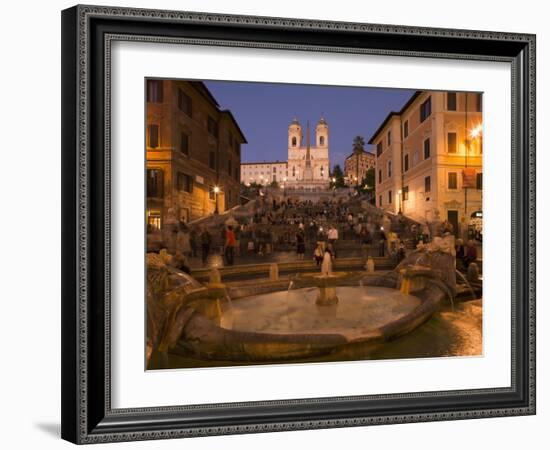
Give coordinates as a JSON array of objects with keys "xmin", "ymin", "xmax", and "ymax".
[{"xmin": 204, "ymin": 80, "xmax": 415, "ymax": 169}]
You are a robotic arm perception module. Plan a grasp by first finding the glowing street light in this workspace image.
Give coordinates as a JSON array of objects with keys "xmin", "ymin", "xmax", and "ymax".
[
  {"xmin": 470, "ymin": 124, "xmax": 483, "ymax": 139},
  {"xmin": 213, "ymin": 185, "xmax": 220, "ymax": 214}
]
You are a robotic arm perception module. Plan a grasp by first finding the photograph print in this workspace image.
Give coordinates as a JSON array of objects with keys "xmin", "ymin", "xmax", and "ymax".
[{"xmin": 145, "ymin": 79, "xmax": 483, "ymax": 370}]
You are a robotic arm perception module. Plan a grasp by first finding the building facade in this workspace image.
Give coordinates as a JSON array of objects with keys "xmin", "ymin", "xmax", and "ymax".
[
  {"xmin": 240, "ymin": 117, "xmax": 330, "ymax": 190},
  {"xmin": 240, "ymin": 161, "xmax": 288, "ymax": 185},
  {"xmin": 344, "ymin": 149, "xmax": 376, "ymax": 185},
  {"xmin": 146, "ymin": 79, "xmax": 246, "ymax": 232},
  {"xmin": 369, "ymin": 91, "xmax": 482, "ymax": 237}
]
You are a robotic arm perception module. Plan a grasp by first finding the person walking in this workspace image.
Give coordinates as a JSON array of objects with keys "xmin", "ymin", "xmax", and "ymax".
[
  {"xmin": 199, "ymin": 227, "xmax": 212, "ymax": 266},
  {"xmin": 224, "ymin": 225, "xmax": 237, "ymax": 266}
]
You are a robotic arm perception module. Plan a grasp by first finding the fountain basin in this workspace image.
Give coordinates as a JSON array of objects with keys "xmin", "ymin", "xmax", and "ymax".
[{"xmin": 173, "ymin": 276, "xmax": 445, "ymax": 362}]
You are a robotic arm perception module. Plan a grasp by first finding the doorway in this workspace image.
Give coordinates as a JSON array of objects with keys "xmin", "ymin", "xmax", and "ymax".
[{"xmin": 447, "ymin": 210, "xmax": 459, "ymax": 237}]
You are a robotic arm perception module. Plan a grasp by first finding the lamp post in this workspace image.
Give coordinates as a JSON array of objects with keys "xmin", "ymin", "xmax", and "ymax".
[{"xmin": 213, "ymin": 185, "xmax": 220, "ymax": 214}]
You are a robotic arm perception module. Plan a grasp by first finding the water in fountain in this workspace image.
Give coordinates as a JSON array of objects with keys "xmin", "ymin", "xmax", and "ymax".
[
  {"xmin": 455, "ymin": 269, "xmax": 477, "ymax": 301},
  {"xmin": 320, "ymin": 250, "xmax": 332, "ymax": 277}
]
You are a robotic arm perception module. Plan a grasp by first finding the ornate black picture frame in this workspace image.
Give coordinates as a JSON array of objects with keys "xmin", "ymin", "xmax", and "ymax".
[{"xmin": 61, "ymin": 4, "xmax": 536, "ymax": 444}]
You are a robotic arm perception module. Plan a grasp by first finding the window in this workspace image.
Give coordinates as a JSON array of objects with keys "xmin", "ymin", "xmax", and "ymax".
[
  {"xmin": 412, "ymin": 150, "xmax": 419, "ymax": 166},
  {"xmin": 378, "ymin": 169, "xmax": 382, "ymax": 184},
  {"xmin": 177, "ymin": 172, "xmax": 193, "ymax": 193},
  {"xmin": 273, "ymin": 167, "xmax": 276, "ymax": 173},
  {"xmin": 388, "ymin": 160, "xmax": 392, "ymax": 177},
  {"xmin": 177, "ymin": 90, "xmax": 192, "ymax": 116},
  {"xmin": 448, "ymin": 172, "xmax": 458, "ymax": 189},
  {"xmin": 320, "ymin": 136, "xmax": 325, "ymax": 146},
  {"xmin": 423, "ymin": 138, "xmax": 431, "ymax": 159},
  {"xmin": 146, "ymin": 80, "xmax": 163, "ymax": 103},
  {"xmin": 476, "ymin": 172, "xmax": 483, "ymax": 190},
  {"xmin": 404, "ymin": 154, "xmax": 409, "ymax": 172},
  {"xmin": 207, "ymin": 116, "xmax": 218, "ymax": 138},
  {"xmin": 476, "ymin": 93, "xmax": 482, "ymax": 112},
  {"xmin": 388, "ymin": 190, "xmax": 392, "ymax": 204},
  {"xmin": 147, "ymin": 210, "xmax": 161, "ymax": 231},
  {"xmin": 292, "ymin": 136, "xmax": 297, "ymax": 147},
  {"xmin": 420, "ymin": 97, "xmax": 431, "ymax": 122},
  {"xmin": 376, "ymin": 141, "xmax": 383, "ymax": 156},
  {"xmin": 146, "ymin": 168, "xmax": 163, "ymax": 198},
  {"xmin": 209, "ymin": 151, "xmax": 216, "ymax": 170},
  {"xmin": 387, "ymin": 130, "xmax": 391, "ymax": 146},
  {"xmin": 424, "ymin": 176, "xmax": 431, "ymax": 193},
  {"xmin": 180, "ymin": 132, "xmax": 189, "ymax": 155},
  {"xmin": 447, "ymin": 132, "xmax": 457, "ymax": 153},
  {"xmin": 403, "ymin": 186, "xmax": 409, "ymax": 201},
  {"xmin": 148, "ymin": 124, "xmax": 159, "ymax": 148},
  {"xmin": 447, "ymin": 92, "xmax": 457, "ymax": 111},
  {"xmin": 379, "ymin": 195, "xmax": 382, "ymax": 207},
  {"xmin": 403, "ymin": 120, "xmax": 409, "ymax": 138}
]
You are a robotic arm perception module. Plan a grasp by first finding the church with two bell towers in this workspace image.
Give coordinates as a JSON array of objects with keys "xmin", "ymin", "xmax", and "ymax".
[
  {"xmin": 286, "ymin": 117, "xmax": 330, "ymax": 189},
  {"xmin": 240, "ymin": 117, "xmax": 331, "ymax": 190}
]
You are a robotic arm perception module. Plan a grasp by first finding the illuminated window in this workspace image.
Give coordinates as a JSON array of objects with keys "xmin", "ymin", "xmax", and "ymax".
[{"xmin": 147, "ymin": 210, "xmax": 161, "ymax": 231}]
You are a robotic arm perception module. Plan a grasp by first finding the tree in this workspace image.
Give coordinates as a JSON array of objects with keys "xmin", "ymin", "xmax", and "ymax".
[
  {"xmin": 330, "ymin": 164, "xmax": 346, "ymax": 188},
  {"xmin": 357, "ymin": 167, "xmax": 375, "ymax": 197},
  {"xmin": 352, "ymin": 135, "xmax": 365, "ymax": 153},
  {"xmin": 270, "ymin": 180, "xmax": 279, "ymax": 189}
]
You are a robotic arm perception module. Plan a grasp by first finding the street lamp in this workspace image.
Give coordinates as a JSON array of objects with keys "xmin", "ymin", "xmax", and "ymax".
[
  {"xmin": 470, "ymin": 124, "xmax": 483, "ymax": 139},
  {"xmin": 213, "ymin": 185, "xmax": 220, "ymax": 214}
]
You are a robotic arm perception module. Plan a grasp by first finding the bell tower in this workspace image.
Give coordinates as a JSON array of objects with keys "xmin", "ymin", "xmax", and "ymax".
[
  {"xmin": 288, "ymin": 118, "xmax": 302, "ymax": 150},
  {"xmin": 316, "ymin": 117, "xmax": 329, "ymax": 148}
]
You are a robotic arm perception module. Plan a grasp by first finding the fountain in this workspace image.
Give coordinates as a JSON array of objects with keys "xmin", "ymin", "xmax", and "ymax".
[
  {"xmin": 146, "ymin": 234, "xmax": 464, "ymax": 365},
  {"xmin": 315, "ymin": 250, "xmax": 339, "ymax": 306}
]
